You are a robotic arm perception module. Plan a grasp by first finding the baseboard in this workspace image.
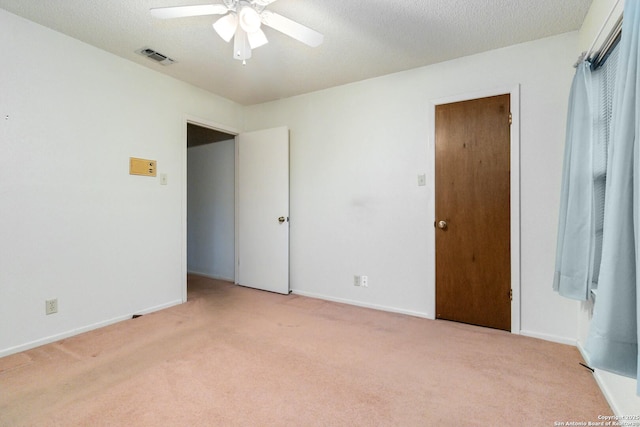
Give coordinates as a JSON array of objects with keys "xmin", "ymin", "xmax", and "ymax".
[
  {"xmin": 187, "ymin": 270, "xmax": 234, "ymax": 282},
  {"xmin": 577, "ymin": 341, "xmax": 640, "ymax": 416},
  {"xmin": 290, "ymin": 291, "xmax": 578, "ymax": 345},
  {"xmin": 291, "ymin": 293, "xmax": 578, "ymax": 344},
  {"xmin": 0, "ymin": 299, "xmax": 183, "ymax": 358},
  {"xmin": 519, "ymin": 329, "xmax": 577, "ymax": 346},
  {"xmin": 577, "ymin": 341, "xmax": 619, "ymax": 415},
  {"xmin": 291, "ymin": 289, "xmax": 433, "ymax": 319}
]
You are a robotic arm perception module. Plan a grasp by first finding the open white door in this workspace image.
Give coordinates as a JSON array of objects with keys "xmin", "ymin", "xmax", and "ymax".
[{"xmin": 237, "ymin": 126, "xmax": 290, "ymax": 294}]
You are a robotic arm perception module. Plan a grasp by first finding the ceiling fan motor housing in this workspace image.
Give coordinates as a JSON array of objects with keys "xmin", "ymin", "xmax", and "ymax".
[{"xmin": 239, "ymin": 3, "xmax": 261, "ymax": 33}]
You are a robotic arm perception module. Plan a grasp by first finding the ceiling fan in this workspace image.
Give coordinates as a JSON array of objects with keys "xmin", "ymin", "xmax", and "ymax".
[{"xmin": 150, "ymin": 0, "xmax": 324, "ymax": 64}]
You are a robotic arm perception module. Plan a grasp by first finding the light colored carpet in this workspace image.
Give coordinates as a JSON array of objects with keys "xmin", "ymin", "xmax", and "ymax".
[{"xmin": 0, "ymin": 275, "xmax": 611, "ymax": 426}]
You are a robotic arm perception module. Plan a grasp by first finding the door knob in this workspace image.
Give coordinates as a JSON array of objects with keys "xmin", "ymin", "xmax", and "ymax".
[
  {"xmin": 278, "ymin": 216, "xmax": 286, "ymax": 224},
  {"xmin": 437, "ymin": 220, "xmax": 448, "ymax": 230}
]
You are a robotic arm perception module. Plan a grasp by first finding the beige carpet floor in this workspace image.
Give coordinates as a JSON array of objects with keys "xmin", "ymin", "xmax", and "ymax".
[{"xmin": 0, "ymin": 275, "xmax": 611, "ymax": 426}]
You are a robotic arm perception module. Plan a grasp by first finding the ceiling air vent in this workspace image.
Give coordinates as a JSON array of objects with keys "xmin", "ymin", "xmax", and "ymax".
[{"xmin": 135, "ymin": 47, "xmax": 176, "ymax": 66}]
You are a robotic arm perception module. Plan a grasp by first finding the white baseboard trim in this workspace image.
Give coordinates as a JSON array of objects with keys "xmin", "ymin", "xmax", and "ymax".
[
  {"xmin": 0, "ymin": 299, "xmax": 183, "ymax": 358},
  {"xmin": 291, "ymin": 292, "xmax": 579, "ymax": 346},
  {"xmin": 519, "ymin": 329, "xmax": 577, "ymax": 346},
  {"xmin": 577, "ymin": 342, "xmax": 614, "ymax": 413},
  {"xmin": 576, "ymin": 341, "xmax": 640, "ymax": 416},
  {"xmin": 187, "ymin": 270, "xmax": 234, "ymax": 282},
  {"xmin": 291, "ymin": 289, "xmax": 433, "ymax": 319},
  {"xmin": 577, "ymin": 341, "xmax": 620, "ymax": 415}
]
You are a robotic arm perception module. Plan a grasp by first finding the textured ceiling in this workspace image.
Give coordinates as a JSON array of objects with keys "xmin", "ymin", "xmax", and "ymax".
[{"xmin": 0, "ymin": 0, "xmax": 592, "ymax": 105}]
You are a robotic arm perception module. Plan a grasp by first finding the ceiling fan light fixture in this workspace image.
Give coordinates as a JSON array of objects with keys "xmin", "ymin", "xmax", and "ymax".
[
  {"xmin": 239, "ymin": 6, "xmax": 261, "ymax": 33},
  {"xmin": 213, "ymin": 13, "xmax": 238, "ymax": 42},
  {"xmin": 247, "ymin": 28, "xmax": 268, "ymax": 49}
]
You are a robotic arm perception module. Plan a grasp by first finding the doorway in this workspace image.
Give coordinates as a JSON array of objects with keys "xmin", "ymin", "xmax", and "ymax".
[
  {"xmin": 181, "ymin": 119, "xmax": 291, "ymax": 302},
  {"xmin": 431, "ymin": 90, "xmax": 520, "ymax": 332},
  {"xmin": 185, "ymin": 121, "xmax": 237, "ymax": 299}
]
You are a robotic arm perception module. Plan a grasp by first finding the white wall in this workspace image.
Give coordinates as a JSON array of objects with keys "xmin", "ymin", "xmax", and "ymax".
[
  {"xmin": 187, "ymin": 140, "xmax": 235, "ymax": 281},
  {"xmin": 0, "ymin": 9, "xmax": 242, "ymax": 356},
  {"xmin": 243, "ymin": 32, "xmax": 581, "ymax": 343}
]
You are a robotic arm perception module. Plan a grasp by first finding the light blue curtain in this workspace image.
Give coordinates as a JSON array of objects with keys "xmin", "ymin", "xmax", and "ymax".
[
  {"xmin": 585, "ymin": 0, "xmax": 640, "ymax": 394},
  {"xmin": 553, "ymin": 61, "xmax": 595, "ymax": 301}
]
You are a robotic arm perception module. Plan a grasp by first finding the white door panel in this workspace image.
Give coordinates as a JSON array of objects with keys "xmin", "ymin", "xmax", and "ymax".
[{"xmin": 238, "ymin": 126, "xmax": 289, "ymax": 294}]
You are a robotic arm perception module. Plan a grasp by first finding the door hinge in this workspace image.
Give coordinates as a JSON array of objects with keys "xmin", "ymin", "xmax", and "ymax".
[
  {"xmin": 509, "ymin": 289, "xmax": 513, "ymax": 301},
  {"xmin": 508, "ymin": 112, "xmax": 512, "ymax": 125}
]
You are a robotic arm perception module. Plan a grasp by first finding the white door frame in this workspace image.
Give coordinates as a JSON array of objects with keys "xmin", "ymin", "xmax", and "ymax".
[
  {"xmin": 427, "ymin": 85, "xmax": 521, "ymax": 334},
  {"xmin": 181, "ymin": 115, "xmax": 240, "ymax": 303}
]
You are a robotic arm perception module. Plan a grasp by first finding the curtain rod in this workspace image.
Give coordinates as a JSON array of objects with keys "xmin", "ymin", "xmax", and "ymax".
[{"xmin": 575, "ymin": 0, "xmax": 622, "ymax": 67}]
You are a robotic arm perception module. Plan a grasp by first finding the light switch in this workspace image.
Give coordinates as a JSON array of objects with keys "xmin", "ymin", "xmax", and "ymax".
[
  {"xmin": 130, "ymin": 157, "xmax": 157, "ymax": 177},
  {"xmin": 160, "ymin": 173, "xmax": 168, "ymax": 185},
  {"xmin": 418, "ymin": 174, "xmax": 426, "ymax": 186}
]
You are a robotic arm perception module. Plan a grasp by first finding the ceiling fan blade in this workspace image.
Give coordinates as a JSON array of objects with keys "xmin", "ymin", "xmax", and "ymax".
[
  {"xmin": 261, "ymin": 10, "xmax": 323, "ymax": 47},
  {"xmin": 247, "ymin": 28, "xmax": 268, "ymax": 49},
  {"xmin": 150, "ymin": 4, "xmax": 228, "ymax": 19}
]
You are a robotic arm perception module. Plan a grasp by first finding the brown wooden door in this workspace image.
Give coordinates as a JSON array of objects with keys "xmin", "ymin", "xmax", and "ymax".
[{"xmin": 435, "ymin": 94, "xmax": 511, "ymax": 331}]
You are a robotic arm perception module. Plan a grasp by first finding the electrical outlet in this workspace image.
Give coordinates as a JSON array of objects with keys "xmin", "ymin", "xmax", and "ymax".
[
  {"xmin": 45, "ymin": 298, "xmax": 58, "ymax": 315},
  {"xmin": 354, "ymin": 275, "xmax": 368, "ymax": 287}
]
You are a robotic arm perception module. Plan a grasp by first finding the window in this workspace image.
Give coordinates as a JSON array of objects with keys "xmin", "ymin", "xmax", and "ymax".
[{"xmin": 589, "ymin": 40, "xmax": 620, "ymax": 300}]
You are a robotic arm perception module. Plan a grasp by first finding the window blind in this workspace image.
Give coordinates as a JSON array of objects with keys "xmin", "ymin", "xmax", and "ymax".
[{"xmin": 590, "ymin": 41, "xmax": 620, "ymax": 297}]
